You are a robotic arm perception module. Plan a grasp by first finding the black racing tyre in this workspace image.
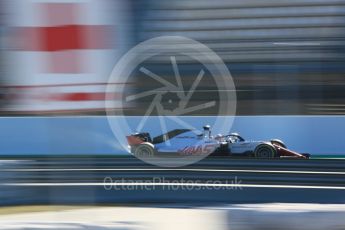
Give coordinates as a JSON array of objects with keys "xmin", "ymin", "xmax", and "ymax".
[
  {"xmin": 254, "ymin": 144, "xmax": 277, "ymax": 158},
  {"xmin": 134, "ymin": 143, "xmax": 155, "ymax": 158}
]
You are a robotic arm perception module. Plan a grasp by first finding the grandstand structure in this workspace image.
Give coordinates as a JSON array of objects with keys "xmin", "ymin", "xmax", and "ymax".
[{"xmin": 133, "ymin": 0, "xmax": 345, "ymax": 115}]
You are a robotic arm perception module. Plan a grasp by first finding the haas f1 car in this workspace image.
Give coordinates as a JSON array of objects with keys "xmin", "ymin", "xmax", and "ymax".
[{"xmin": 126, "ymin": 125, "xmax": 310, "ymax": 159}]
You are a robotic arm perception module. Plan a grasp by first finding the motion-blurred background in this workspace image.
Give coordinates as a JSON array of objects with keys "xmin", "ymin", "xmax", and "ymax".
[{"xmin": 1, "ymin": 0, "xmax": 345, "ymax": 115}]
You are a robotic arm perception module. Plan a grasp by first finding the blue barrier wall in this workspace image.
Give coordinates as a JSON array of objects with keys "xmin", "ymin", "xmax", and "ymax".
[{"xmin": 0, "ymin": 116, "xmax": 344, "ymax": 156}]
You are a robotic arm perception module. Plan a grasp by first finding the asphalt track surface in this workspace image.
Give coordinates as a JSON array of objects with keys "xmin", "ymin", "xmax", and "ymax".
[{"xmin": 1, "ymin": 157, "xmax": 345, "ymax": 206}]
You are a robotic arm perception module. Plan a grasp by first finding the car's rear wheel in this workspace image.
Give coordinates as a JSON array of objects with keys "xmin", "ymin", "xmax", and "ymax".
[
  {"xmin": 134, "ymin": 143, "xmax": 155, "ymax": 158},
  {"xmin": 254, "ymin": 144, "xmax": 276, "ymax": 158}
]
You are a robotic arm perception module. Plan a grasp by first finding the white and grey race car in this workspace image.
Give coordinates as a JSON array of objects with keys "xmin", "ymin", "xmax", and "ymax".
[{"xmin": 126, "ymin": 125, "xmax": 310, "ymax": 159}]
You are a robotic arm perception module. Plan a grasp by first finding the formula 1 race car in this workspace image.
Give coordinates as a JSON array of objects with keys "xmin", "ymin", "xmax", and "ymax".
[{"xmin": 126, "ymin": 125, "xmax": 310, "ymax": 159}]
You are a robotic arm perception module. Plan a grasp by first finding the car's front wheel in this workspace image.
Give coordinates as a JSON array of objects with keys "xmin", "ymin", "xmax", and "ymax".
[
  {"xmin": 254, "ymin": 144, "xmax": 276, "ymax": 158},
  {"xmin": 134, "ymin": 143, "xmax": 155, "ymax": 158}
]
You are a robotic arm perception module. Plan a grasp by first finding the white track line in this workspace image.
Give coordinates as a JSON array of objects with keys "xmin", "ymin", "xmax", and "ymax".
[
  {"xmin": 2, "ymin": 168, "xmax": 345, "ymax": 175},
  {"xmin": 2, "ymin": 182, "xmax": 345, "ymax": 190}
]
